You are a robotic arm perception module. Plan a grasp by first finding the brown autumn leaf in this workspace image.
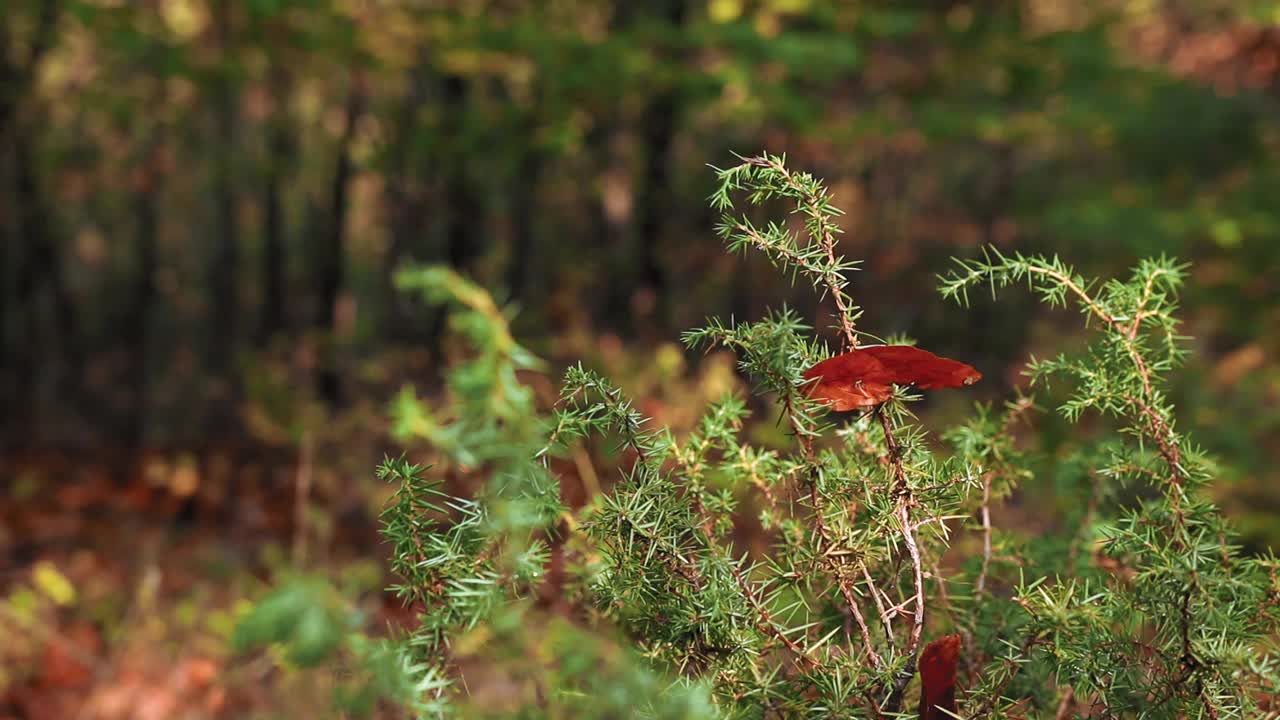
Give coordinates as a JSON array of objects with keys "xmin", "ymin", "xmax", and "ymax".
[{"xmin": 802, "ymin": 346, "xmax": 983, "ymax": 410}]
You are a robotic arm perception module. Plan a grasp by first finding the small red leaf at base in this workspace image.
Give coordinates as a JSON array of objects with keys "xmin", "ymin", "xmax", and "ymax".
[{"xmin": 918, "ymin": 634, "xmax": 961, "ymax": 720}]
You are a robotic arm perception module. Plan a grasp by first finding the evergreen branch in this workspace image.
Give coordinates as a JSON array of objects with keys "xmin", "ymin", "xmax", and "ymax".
[
  {"xmin": 713, "ymin": 153, "xmax": 862, "ymax": 349},
  {"xmin": 941, "ymin": 250, "xmax": 1189, "ymax": 504},
  {"xmin": 727, "ymin": 556, "xmax": 822, "ymax": 671},
  {"xmin": 967, "ymin": 633, "xmax": 1045, "ymax": 719},
  {"xmin": 552, "ymin": 364, "xmax": 661, "ymax": 465},
  {"xmin": 741, "ymin": 154, "xmax": 860, "ymax": 350},
  {"xmin": 610, "ymin": 512, "xmax": 703, "ymax": 590}
]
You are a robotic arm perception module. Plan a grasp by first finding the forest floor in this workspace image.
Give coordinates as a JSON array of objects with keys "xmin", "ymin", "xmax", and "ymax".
[{"xmin": 0, "ymin": 443, "xmax": 415, "ymax": 720}]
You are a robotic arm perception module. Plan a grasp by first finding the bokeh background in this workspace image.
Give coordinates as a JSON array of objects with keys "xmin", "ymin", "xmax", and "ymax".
[{"xmin": 2, "ymin": 0, "xmax": 1279, "ymax": 716}]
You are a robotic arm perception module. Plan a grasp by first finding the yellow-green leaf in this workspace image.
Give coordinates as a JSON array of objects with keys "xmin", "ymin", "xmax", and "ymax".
[{"xmin": 33, "ymin": 562, "xmax": 76, "ymax": 607}]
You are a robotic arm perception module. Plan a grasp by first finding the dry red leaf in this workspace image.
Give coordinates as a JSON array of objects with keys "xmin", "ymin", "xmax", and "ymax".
[
  {"xmin": 918, "ymin": 634, "xmax": 962, "ymax": 720},
  {"xmin": 802, "ymin": 346, "xmax": 982, "ymax": 410}
]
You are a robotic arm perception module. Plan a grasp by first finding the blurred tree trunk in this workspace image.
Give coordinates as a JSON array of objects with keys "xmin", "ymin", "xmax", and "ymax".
[
  {"xmin": 128, "ymin": 134, "xmax": 163, "ymax": 449},
  {"xmin": 0, "ymin": 0, "xmax": 61, "ymax": 440},
  {"xmin": 0, "ymin": 16, "xmax": 18, "ymax": 435},
  {"xmin": 383, "ymin": 60, "xmax": 433, "ymax": 341},
  {"xmin": 208, "ymin": 0, "xmax": 240, "ymax": 398},
  {"xmin": 505, "ymin": 146, "xmax": 542, "ymax": 303},
  {"xmin": 260, "ymin": 64, "xmax": 292, "ymax": 342},
  {"xmin": 13, "ymin": 139, "xmax": 76, "ymax": 423},
  {"xmin": 505, "ymin": 84, "xmax": 544, "ymax": 304},
  {"xmin": 0, "ymin": 176, "xmax": 8, "ymax": 407},
  {"xmin": 315, "ymin": 76, "xmax": 364, "ymax": 407},
  {"xmin": 428, "ymin": 73, "xmax": 480, "ymax": 351},
  {"xmin": 441, "ymin": 74, "xmax": 482, "ymax": 275},
  {"xmin": 601, "ymin": 0, "xmax": 686, "ymax": 335},
  {"xmin": 969, "ymin": 142, "xmax": 1018, "ymax": 363},
  {"xmin": 593, "ymin": 127, "xmax": 633, "ymax": 331},
  {"xmin": 634, "ymin": 43, "xmax": 682, "ymax": 330}
]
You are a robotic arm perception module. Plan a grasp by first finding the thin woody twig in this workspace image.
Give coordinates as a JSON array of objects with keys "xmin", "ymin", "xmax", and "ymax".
[
  {"xmin": 839, "ymin": 577, "xmax": 883, "ymax": 669},
  {"xmin": 860, "ymin": 561, "xmax": 896, "ymax": 647},
  {"xmin": 879, "ymin": 408, "xmax": 925, "ymax": 714},
  {"xmin": 929, "ymin": 556, "xmax": 956, "ymax": 624},
  {"xmin": 855, "ymin": 691, "xmax": 888, "ymax": 720},
  {"xmin": 976, "ymin": 471, "xmax": 992, "ymax": 596}
]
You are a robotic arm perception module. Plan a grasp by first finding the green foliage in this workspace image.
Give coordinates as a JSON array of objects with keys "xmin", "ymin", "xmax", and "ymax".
[
  {"xmin": 232, "ymin": 579, "xmax": 345, "ymax": 666},
  {"xmin": 243, "ymin": 156, "xmax": 1280, "ymax": 717},
  {"xmin": 940, "ymin": 249, "xmax": 1280, "ymax": 716},
  {"xmin": 233, "ymin": 577, "xmax": 451, "ymax": 715}
]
